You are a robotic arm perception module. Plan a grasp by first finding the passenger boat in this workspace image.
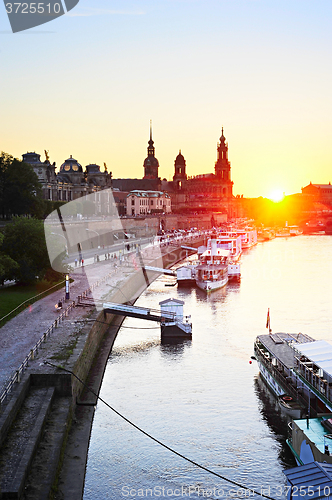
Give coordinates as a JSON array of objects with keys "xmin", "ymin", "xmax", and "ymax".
[
  {"xmin": 287, "ymin": 415, "xmax": 332, "ymax": 465},
  {"xmin": 289, "ymin": 225, "xmax": 303, "ymax": 236},
  {"xmin": 254, "ymin": 325, "xmax": 332, "ymax": 465},
  {"xmin": 195, "ymin": 237, "xmax": 229, "ymax": 292},
  {"xmin": 235, "ymin": 228, "xmax": 257, "ymax": 249},
  {"xmin": 209, "ymin": 233, "xmax": 242, "ymax": 261}
]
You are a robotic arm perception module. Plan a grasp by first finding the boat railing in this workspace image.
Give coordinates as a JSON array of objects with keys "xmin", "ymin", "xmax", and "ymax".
[
  {"xmin": 324, "ymin": 434, "xmax": 332, "ymax": 456},
  {"xmin": 294, "ymin": 356, "xmax": 332, "ymax": 402},
  {"xmin": 255, "ymin": 344, "xmax": 309, "ymax": 410}
]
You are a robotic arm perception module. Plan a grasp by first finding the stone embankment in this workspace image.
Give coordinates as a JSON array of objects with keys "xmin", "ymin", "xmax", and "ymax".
[{"xmin": 0, "ymin": 236, "xmax": 204, "ymax": 499}]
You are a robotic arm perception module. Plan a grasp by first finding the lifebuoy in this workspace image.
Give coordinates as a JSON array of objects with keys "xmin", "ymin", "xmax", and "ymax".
[{"xmin": 283, "ymin": 396, "xmax": 292, "ymax": 401}]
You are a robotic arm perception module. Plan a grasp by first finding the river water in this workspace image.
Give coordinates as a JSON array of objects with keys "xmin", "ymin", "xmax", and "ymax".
[{"xmin": 83, "ymin": 235, "xmax": 332, "ymax": 500}]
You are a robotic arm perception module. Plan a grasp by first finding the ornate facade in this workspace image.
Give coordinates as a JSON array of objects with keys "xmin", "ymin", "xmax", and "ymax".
[
  {"xmin": 22, "ymin": 152, "xmax": 112, "ymax": 203},
  {"xmin": 23, "ymin": 126, "xmax": 238, "ymax": 218},
  {"xmin": 162, "ymin": 128, "xmax": 235, "ymax": 215}
]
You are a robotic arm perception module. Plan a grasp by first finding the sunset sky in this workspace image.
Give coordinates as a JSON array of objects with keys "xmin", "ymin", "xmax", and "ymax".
[{"xmin": 1, "ymin": 0, "xmax": 331, "ymax": 199}]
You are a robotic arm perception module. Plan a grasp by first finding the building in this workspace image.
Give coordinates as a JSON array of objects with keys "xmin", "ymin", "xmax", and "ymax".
[
  {"xmin": 302, "ymin": 182, "xmax": 332, "ymax": 205},
  {"xmin": 22, "ymin": 152, "xmax": 112, "ymax": 203},
  {"xmin": 143, "ymin": 123, "xmax": 159, "ymax": 180},
  {"xmin": 23, "ymin": 125, "xmax": 238, "ymax": 218},
  {"xmin": 162, "ymin": 128, "xmax": 236, "ymax": 217},
  {"xmin": 127, "ymin": 190, "xmax": 171, "ymax": 216}
]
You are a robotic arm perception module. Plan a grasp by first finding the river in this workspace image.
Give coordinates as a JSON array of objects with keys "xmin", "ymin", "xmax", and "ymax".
[{"xmin": 83, "ymin": 235, "xmax": 332, "ymax": 499}]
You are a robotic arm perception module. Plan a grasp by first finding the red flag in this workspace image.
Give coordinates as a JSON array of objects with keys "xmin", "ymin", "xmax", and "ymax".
[{"xmin": 266, "ymin": 308, "xmax": 270, "ymax": 331}]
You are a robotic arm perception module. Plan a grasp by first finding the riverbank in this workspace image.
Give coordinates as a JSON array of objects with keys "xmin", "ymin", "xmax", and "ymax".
[{"xmin": 0, "ymin": 237, "xmax": 204, "ymax": 499}]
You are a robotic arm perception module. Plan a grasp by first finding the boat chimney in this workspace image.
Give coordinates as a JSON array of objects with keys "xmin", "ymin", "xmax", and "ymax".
[{"xmin": 211, "ymin": 238, "xmax": 217, "ymax": 255}]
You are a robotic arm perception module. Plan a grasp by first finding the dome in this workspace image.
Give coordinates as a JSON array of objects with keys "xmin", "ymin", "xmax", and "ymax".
[
  {"xmin": 85, "ymin": 163, "xmax": 101, "ymax": 174},
  {"xmin": 144, "ymin": 156, "xmax": 159, "ymax": 167},
  {"xmin": 60, "ymin": 155, "xmax": 83, "ymax": 173},
  {"xmin": 175, "ymin": 150, "xmax": 185, "ymax": 165}
]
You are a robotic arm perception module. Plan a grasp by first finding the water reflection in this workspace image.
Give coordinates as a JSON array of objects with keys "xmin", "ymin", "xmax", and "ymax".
[
  {"xmin": 84, "ymin": 236, "xmax": 332, "ymax": 499},
  {"xmin": 254, "ymin": 375, "xmax": 296, "ymax": 468},
  {"xmin": 159, "ymin": 340, "xmax": 191, "ymax": 356}
]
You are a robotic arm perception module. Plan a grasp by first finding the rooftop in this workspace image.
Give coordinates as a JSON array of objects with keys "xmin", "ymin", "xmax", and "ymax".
[{"xmin": 257, "ymin": 332, "xmax": 314, "ymax": 369}]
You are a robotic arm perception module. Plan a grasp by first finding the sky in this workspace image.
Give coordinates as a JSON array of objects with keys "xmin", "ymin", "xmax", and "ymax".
[{"xmin": 1, "ymin": 0, "xmax": 332, "ymax": 199}]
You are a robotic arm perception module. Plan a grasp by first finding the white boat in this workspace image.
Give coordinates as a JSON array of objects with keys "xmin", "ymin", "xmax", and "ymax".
[
  {"xmin": 289, "ymin": 225, "xmax": 303, "ymax": 236},
  {"xmin": 228, "ymin": 262, "xmax": 241, "ymax": 281},
  {"xmin": 195, "ymin": 237, "xmax": 229, "ymax": 292},
  {"xmin": 208, "ymin": 233, "xmax": 242, "ymax": 261},
  {"xmin": 235, "ymin": 228, "xmax": 257, "ymax": 249}
]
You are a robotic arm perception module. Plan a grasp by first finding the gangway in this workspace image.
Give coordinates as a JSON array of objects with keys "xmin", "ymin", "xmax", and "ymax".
[
  {"xmin": 181, "ymin": 246, "xmax": 198, "ymax": 252},
  {"xmin": 103, "ymin": 302, "xmax": 176, "ymax": 322},
  {"xmin": 143, "ymin": 265, "xmax": 176, "ymax": 276}
]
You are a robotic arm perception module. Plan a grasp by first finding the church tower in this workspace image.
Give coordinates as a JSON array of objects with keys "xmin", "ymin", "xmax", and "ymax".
[
  {"xmin": 173, "ymin": 150, "xmax": 187, "ymax": 190},
  {"xmin": 143, "ymin": 122, "xmax": 159, "ymax": 179},
  {"xmin": 215, "ymin": 128, "xmax": 231, "ymax": 181}
]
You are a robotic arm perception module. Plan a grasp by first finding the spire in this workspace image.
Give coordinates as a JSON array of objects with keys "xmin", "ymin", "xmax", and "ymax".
[
  {"xmin": 220, "ymin": 127, "xmax": 225, "ymax": 142},
  {"xmin": 147, "ymin": 120, "xmax": 155, "ymax": 156}
]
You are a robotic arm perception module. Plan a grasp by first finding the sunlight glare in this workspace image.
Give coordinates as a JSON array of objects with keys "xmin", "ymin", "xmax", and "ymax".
[{"xmin": 269, "ymin": 189, "xmax": 284, "ymax": 202}]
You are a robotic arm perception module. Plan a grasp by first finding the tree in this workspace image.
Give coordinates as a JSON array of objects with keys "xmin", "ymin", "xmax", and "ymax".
[
  {"xmin": 2, "ymin": 217, "xmax": 50, "ymax": 284},
  {"xmin": 0, "ymin": 232, "xmax": 19, "ymax": 285},
  {"xmin": 0, "ymin": 152, "xmax": 42, "ymax": 219}
]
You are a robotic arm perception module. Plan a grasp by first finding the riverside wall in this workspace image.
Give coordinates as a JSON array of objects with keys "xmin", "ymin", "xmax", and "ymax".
[
  {"xmin": 0, "ymin": 239, "xmax": 205, "ymax": 499},
  {"xmin": 53, "ymin": 239, "xmax": 204, "ymax": 499},
  {"xmin": 70, "ymin": 241, "xmax": 204, "ymax": 405}
]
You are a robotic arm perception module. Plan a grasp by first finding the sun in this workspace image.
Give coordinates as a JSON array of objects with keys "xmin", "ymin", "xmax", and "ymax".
[{"xmin": 269, "ymin": 189, "xmax": 284, "ymax": 203}]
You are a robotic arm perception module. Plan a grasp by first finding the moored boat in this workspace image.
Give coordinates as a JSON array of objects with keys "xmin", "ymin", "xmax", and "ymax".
[
  {"xmin": 254, "ymin": 331, "xmax": 332, "ymax": 416},
  {"xmin": 278, "ymin": 394, "xmax": 305, "ymax": 419},
  {"xmin": 195, "ymin": 237, "xmax": 229, "ymax": 292}
]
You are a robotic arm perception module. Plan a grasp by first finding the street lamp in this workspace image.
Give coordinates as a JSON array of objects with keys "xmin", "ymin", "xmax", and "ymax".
[
  {"xmin": 51, "ymin": 232, "xmax": 68, "ymax": 255},
  {"xmin": 65, "ymin": 274, "xmax": 70, "ymax": 300}
]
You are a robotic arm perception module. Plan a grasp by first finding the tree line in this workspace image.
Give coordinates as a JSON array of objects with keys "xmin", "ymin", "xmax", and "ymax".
[
  {"xmin": 0, "ymin": 152, "xmax": 64, "ymax": 220},
  {"xmin": 0, "ymin": 152, "xmax": 65, "ymax": 285}
]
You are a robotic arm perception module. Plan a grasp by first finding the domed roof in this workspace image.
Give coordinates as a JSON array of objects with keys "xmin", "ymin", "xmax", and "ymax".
[
  {"xmin": 85, "ymin": 163, "xmax": 101, "ymax": 174},
  {"xmin": 60, "ymin": 155, "xmax": 83, "ymax": 173},
  {"xmin": 175, "ymin": 150, "xmax": 185, "ymax": 165},
  {"xmin": 144, "ymin": 156, "xmax": 159, "ymax": 167}
]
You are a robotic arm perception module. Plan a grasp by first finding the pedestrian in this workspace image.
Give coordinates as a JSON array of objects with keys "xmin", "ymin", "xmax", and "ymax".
[
  {"xmin": 81, "ymin": 258, "xmax": 84, "ymax": 266},
  {"xmin": 75, "ymin": 258, "xmax": 77, "ymax": 267}
]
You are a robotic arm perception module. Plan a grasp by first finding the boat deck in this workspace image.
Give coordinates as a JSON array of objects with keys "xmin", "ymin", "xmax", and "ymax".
[
  {"xmin": 293, "ymin": 417, "xmax": 332, "ymax": 455},
  {"xmin": 257, "ymin": 332, "xmax": 314, "ymax": 369}
]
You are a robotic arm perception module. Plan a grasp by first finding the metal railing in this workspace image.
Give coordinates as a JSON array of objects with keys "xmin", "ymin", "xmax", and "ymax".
[
  {"xmin": 0, "ymin": 280, "xmax": 67, "ymax": 328},
  {"xmin": 0, "ymin": 272, "xmax": 113, "ymax": 407}
]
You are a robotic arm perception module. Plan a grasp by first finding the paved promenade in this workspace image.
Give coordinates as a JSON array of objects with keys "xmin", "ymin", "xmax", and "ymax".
[{"xmin": 0, "ymin": 255, "xmax": 144, "ymax": 398}]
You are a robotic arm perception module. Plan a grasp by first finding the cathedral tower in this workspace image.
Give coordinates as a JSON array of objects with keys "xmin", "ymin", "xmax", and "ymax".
[
  {"xmin": 143, "ymin": 122, "xmax": 159, "ymax": 179},
  {"xmin": 173, "ymin": 150, "xmax": 187, "ymax": 190},
  {"xmin": 215, "ymin": 128, "xmax": 231, "ymax": 182}
]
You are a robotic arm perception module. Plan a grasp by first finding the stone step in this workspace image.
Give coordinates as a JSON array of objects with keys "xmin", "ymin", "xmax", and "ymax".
[
  {"xmin": 23, "ymin": 396, "xmax": 71, "ymax": 500},
  {"xmin": 0, "ymin": 386, "xmax": 54, "ymax": 499}
]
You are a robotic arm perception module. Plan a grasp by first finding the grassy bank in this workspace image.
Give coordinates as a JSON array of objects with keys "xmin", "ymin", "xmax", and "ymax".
[{"xmin": 0, "ymin": 280, "xmax": 66, "ymax": 326}]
